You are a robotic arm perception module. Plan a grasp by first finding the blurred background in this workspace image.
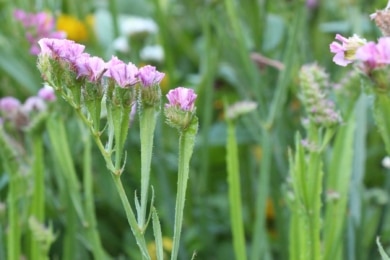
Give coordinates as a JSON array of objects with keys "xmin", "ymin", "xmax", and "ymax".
[{"xmin": 1, "ymin": 0, "xmax": 390, "ymax": 259}]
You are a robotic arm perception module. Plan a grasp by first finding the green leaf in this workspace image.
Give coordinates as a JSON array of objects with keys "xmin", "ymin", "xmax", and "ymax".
[{"xmin": 377, "ymin": 237, "xmax": 390, "ymax": 260}]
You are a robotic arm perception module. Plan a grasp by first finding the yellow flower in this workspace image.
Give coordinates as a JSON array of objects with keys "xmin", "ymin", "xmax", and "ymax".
[
  {"xmin": 56, "ymin": 14, "xmax": 94, "ymax": 42},
  {"xmin": 147, "ymin": 236, "xmax": 173, "ymax": 260}
]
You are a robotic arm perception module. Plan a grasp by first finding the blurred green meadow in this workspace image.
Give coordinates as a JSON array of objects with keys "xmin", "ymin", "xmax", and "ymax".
[{"xmin": 1, "ymin": 0, "xmax": 390, "ymax": 259}]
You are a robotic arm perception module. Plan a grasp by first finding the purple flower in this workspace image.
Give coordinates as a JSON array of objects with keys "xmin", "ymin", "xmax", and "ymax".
[
  {"xmin": 0, "ymin": 97, "xmax": 21, "ymax": 113},
  {"xmin": 330, "ymin": 34, "xmax": 367, "ymax": 66},
  {"xmin": 38, "ymin": 85, "xmax": 56, "ymax": 102},
  {"xmin": 165, "ymin": 87, "xmax": 197, "ymax": 111},
  {"xmin": 14, "ymin": 9, "xmax": 66, "ymax": 55},
  {"xmin": 354, "ymin": 37, "xmax": 390, "ymax": 71},
  {"xmin": 23, "ymin": 96, "xmax": 46, "ymax": 112},
  {"xmin": 38, "ymin": 38, "xmax": 85, "ymax": 63},
  {"xmin": 75, "ymin": 55, "xmax": 106, "ymax": 82},
  {"xmin": 106, "ymin": 57, "xmax": 138, "ymax": 88},
  {"xmin": 137, "ymin": 65, "xmax": 165, "ymax": 87},
  {"xmin": 306, "ymin": 0, "xmax": 318, "ymax": 9}
]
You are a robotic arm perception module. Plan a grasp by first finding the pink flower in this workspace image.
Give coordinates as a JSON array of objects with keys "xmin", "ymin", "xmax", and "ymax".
[
  {"xmin": 75, "ymin": 55, "xmax": 106, "ymax": 82},
  {"xmin": 23, "ymin": 96, "xmax": 46, "ymax": 112},
  {"xmin": 0, "ymin": 97, "xmax": 21, "ymax": 113},
  {"xmin": 354, "ymin": 37, "xmax": 390, "ymax": 70},
  {"xmin": 165, "ymin": 87, "xmax": 197, "ymax": 111},
  {"xmin": 38, "ymin": 85, "xmax": 56, "ymax": 102},
  {"xmin": 38, "ymin": 38, "xmax": 85, "ymax": 63},
  {"xmin": 137, "ymin": 65, "xmax": 165, "ymax": 87},
  {"xmin": 330, "ymin": 34, "xmax": 367, "ymax": 66},
  {"xmin": 14, "ymin": 9, "xmax": 66, "ymax": 55},
  {"xmin": 106, "ymin": 57, "xmax": 139, "ymax": 88}
]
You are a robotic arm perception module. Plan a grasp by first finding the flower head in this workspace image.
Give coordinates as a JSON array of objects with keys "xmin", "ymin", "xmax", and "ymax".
[
  {"xmin": 38, "ymin": 85, "xmax": 56, "ymax": 102},
  {"xmin": 226, "ymin": 101, "xmax": 257, "ymax": 120},
  {"xmin": 75, "ymin": 55, "xmax": 106, "ymax": 82},
  {"xmin": 38, "ymin": 38, "xmax": 85, "ymax": 63},
  {"xmin": 0, "ymin": 97, "xmax": 21, "ymax": 113},
  {"xmin": 353, "ymin": 37, "xmax": 390, "ymax": 73},
  {"xmin": 140, "ymin": 45, "xmax": 164, "ymax": 62},
  {"xmin": 137, "ymin": 65, "xmax": 165, "ymax": 88},
  {"xmin": 106, "ymin": 57, "xmax": 138, "ymax": 88},
  {"xmin": 165, "ymin": 87, "xmax": 197, "ymax": 111},
  {"xmin": 56, "ymin": 14, "xmax": 92, "ymax": 42},
  {"xmin": 299, "ymin": 64, "xmax": 342, "ymax": 127},
  {"xmin": 23, "ymin": 96, "xmax": 46, "ymax": 113},
  {"xmin": 330, "ymin": 34, "xmax": 367, "ymax": 66},
  {"xmin": 164, "ymin": 87, "xmax": 198, "ymax": 131},
  {"xmin": 14, "ymin": 9, "xmax": 66, "ymax": 55},
  {"xmin": 119, "ymin": 16, "xmax": 158, "ymax": 36}
]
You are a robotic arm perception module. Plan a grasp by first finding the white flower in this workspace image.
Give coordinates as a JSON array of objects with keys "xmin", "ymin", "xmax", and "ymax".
[
  {"xmin": 119, "ymin": 16, "xmax": 158, "ymax": 36},
  {"xmin": 112, "ymin": 36, "xmax": 130, "ymax": 53},
  {"xmin": 226, "ymin": 101, "xmax": 257, "ymax": 120},
  {"xmin": 140, "ymin": 45, "xmax": 164, "ymax": 62},
  {"xmin": 382, "ymin": 156, "xmax": 390, "ymax": 169}
]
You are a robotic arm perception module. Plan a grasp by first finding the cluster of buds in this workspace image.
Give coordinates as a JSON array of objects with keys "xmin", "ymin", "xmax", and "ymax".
[
  {"xmin": 14, "ymin": 9, "xmax": 66, "ymax": 55},
  {"xmin": 298, "ymin": 64, "xmax": 342, "ymax": 128},
  {"xmin": 0, "ymin": 85, "xmax": 56, "ymax": 130},
  {"xmin": 36, "ymin": 38, "xmax": 166, "ymax": 168}
]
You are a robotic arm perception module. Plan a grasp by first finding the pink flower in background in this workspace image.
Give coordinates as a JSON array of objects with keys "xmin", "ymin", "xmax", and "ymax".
[
  {"xmin": 166, "ymin": 87, "xmax": 197, "ymax": 111},
  {"xmin": 23, "ymin": 96, "xmax": 46, "ymax": 112},
  {"xmin": 14, "ymin": 9, "xmax": 66, "ymax": 55},
  {"xmin": 330, "ymin": 34, "xmax": 367, "ymax": 66},
  {"xmin": 306, "ymin": 0, "xmax": 318, "ymax": 9},
  {"xmin": 0, "ymin": 97, "xmax": 21, "ymax": 113},
  {"xmin": 137, "ymin": 65, "xmax": 165, "ymax": 87},
  {"xmin": 106, "ymin": 60, "xmax": 139, "ymax": 88},
  {"xmin": 38, "ymin": 85, "xmax": 56, "ymax": 102}
]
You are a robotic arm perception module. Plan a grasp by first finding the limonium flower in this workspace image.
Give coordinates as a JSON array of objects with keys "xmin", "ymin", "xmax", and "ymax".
[
  {"xmin": 14, "ymin": 9, "xmax": 66, "ymax": 55},
  {"xmin": 164, "ymin": 87, "xmax": 198, "ymax": 130},
  {"xmin": 355, "ymin": 37, "xmax": 390, "ymax": 70},
  {"xmin": 137, "ymin": 65, "xmax": 165, "ymax": 88},
  {"xmin": 75, "ymin": 55, "xmax": 106, "ymax": 82},
  {"xmin": 0, "ymin": 97, "xmax": 21, "ymax": 113},
  {"xmin": 38, "ymin": 85, "xmax": 56, "ymax": 102},
  {"xmin": 38, "ymin": 38, "xmax": 85, "ymax": 64},
  {"xmin": 166, "ymin": 87, "xmax": 197, "ymax": 111},
  {"xmin": 105, "ymin": 59, "xmax": 139, "ymax": 88},
  {"xmin": 329, "ymin": 34, "xmax": 367, "ymax": 66},
  {"xmin": 23, "ymin": 96, "xmax": 46, "ymax": 113}
]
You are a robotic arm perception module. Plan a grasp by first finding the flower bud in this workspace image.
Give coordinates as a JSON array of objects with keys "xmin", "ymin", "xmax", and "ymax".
[{"xmin": 164, "ymin": 87, "xmax": 197, "ymax": 131}]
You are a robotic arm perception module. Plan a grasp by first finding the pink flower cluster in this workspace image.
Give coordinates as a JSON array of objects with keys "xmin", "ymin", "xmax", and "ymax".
[
  {"xmin": 330, "ymin": 34, "xmax": 390, "ymax": 71},
  {"xmin": 14, "ymin": 9, "xmax": 66, "ymax": 55},
  {"xmin": 38, "ymin": 38, "xmax": 165, "ymax": 87},
  {"xmin": 165, "ymin": 87, "xmax": 197, "ymax": 112},
  {"xmin": 0, "ymin": 85, "xmax": 56, "ymax": 126}
]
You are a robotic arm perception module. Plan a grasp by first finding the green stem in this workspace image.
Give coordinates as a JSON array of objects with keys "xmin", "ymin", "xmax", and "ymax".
[
  {"xmin": 0, "ymin": 128, "xmax": 21, "ymax": 260},
  {"xmin": 139, "ymin": 106, "xmax": 158, "ymax": 228},
  {"xmin": 250, "ymin": 130, "xmax": 271, "ymax": 260},
  {"xmin": 170, "ymin": 119, "xmax": 198, "ymax": 260},
  {"xmin": 82, "ymin": 132, "xmax": 107, "ymax": 260},
  {"xmin": 226, "ymin": 120, "xmax": 247, "ymax": 260},
  {"xmin": 30, "ymin": 133, "xmax": 45, "ymax": 260},
  {"xmin": 111, "ymin": 175, "xmax": 151, "ymax": 260}
]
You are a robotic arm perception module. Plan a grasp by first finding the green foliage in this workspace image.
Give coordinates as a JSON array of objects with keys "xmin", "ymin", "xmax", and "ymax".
[{"xmin": 0, "ymin": 0, "xmax": 390, "ymax": 259}]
